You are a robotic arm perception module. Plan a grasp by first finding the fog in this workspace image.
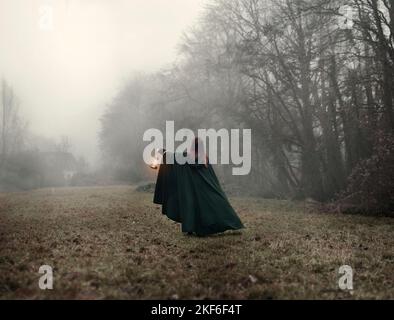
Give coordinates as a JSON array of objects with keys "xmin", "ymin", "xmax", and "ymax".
[
  {"xmin": 1, "ymin": 0, "xmax": 393, "ymax": 209},
  {"xmin": 0, "ymin": 0, "xmax": 204, "ymax": 165},
  {"xmin": 1, "ymin": 1, "xmax": 393, "ymax": 302}
]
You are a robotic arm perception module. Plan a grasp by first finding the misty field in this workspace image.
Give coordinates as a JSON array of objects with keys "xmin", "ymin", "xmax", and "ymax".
[{"xmin": 0, "ymin": 186, "xmax": 393, "ymax": 300}]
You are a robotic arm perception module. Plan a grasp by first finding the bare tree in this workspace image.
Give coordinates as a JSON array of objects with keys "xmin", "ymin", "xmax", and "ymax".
[{"xmin": 0, "ymin": 79, "xmax": 26, "ymax": 168}]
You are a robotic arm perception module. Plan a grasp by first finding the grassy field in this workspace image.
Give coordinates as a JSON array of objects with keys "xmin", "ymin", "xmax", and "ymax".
[{"xmin": 0, "ymin": 186, "xmax": 393, "ymax": 299}]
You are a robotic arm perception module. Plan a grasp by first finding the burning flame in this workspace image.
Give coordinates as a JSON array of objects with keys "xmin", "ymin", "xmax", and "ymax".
[
  {"xmin": 150, "ymin": 158, "xmax": 159, "ymax": 169},
  {"xmin": 149, "ymin": 149, "xmax": 161, "ymax": 169}
]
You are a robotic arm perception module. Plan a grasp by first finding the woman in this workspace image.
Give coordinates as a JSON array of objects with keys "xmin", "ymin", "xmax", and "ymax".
[{"xmin": 152, "ymin": 138, "xmax": 244, "ymax": 236}]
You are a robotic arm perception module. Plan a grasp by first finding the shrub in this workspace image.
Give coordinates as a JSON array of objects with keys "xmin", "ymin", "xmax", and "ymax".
[{"xmin": 336, "ymin": 131, "xmax": 394, "ymax": 216}]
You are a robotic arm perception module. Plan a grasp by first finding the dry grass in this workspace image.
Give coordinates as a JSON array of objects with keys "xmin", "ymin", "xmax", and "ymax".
[{"xmin": 0, "ymin": 186, "xmax": 393, "ymax": 299}]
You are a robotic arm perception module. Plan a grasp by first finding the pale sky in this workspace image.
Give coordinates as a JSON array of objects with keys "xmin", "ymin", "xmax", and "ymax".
[{"xmin": 0, "ymin": 0, "xmax": 204, "ymax": 165}]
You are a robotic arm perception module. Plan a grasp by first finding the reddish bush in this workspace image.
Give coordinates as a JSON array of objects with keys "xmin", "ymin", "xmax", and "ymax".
[{"xmin": 337, "ymin": 131, "xmax": 394, "ymax": 216}]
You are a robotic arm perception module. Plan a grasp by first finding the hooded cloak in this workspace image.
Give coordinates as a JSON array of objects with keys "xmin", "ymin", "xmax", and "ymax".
[{"xmin": 153, "ymin": 146, "xmax": 244, "ymax": 236}]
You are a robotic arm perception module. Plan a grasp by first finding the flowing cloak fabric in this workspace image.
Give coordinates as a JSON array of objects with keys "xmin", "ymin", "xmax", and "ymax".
[{"xmin": 153, "ymin": 152, "xmax": 244, "ymax": 236}]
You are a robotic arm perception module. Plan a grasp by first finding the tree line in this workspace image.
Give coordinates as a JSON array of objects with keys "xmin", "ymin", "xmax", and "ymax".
[
  {"xmin": 100, "ymin": 0, "xmax": 394, "ymax": 213},
  {"xmin": 0, "ymin": 80, "xmax": 91, "ymax": 190}
]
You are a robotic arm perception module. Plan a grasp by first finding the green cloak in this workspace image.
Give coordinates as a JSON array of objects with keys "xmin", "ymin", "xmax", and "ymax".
[{"xmin": 153, "ymin": 152, "xmax": 244, "ymax": 236}]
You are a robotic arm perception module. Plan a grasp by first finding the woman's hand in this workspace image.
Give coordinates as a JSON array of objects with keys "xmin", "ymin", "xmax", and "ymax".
[{"xmin": 149, "ymin": 148, "xmax": 166, "ymax": 169}]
